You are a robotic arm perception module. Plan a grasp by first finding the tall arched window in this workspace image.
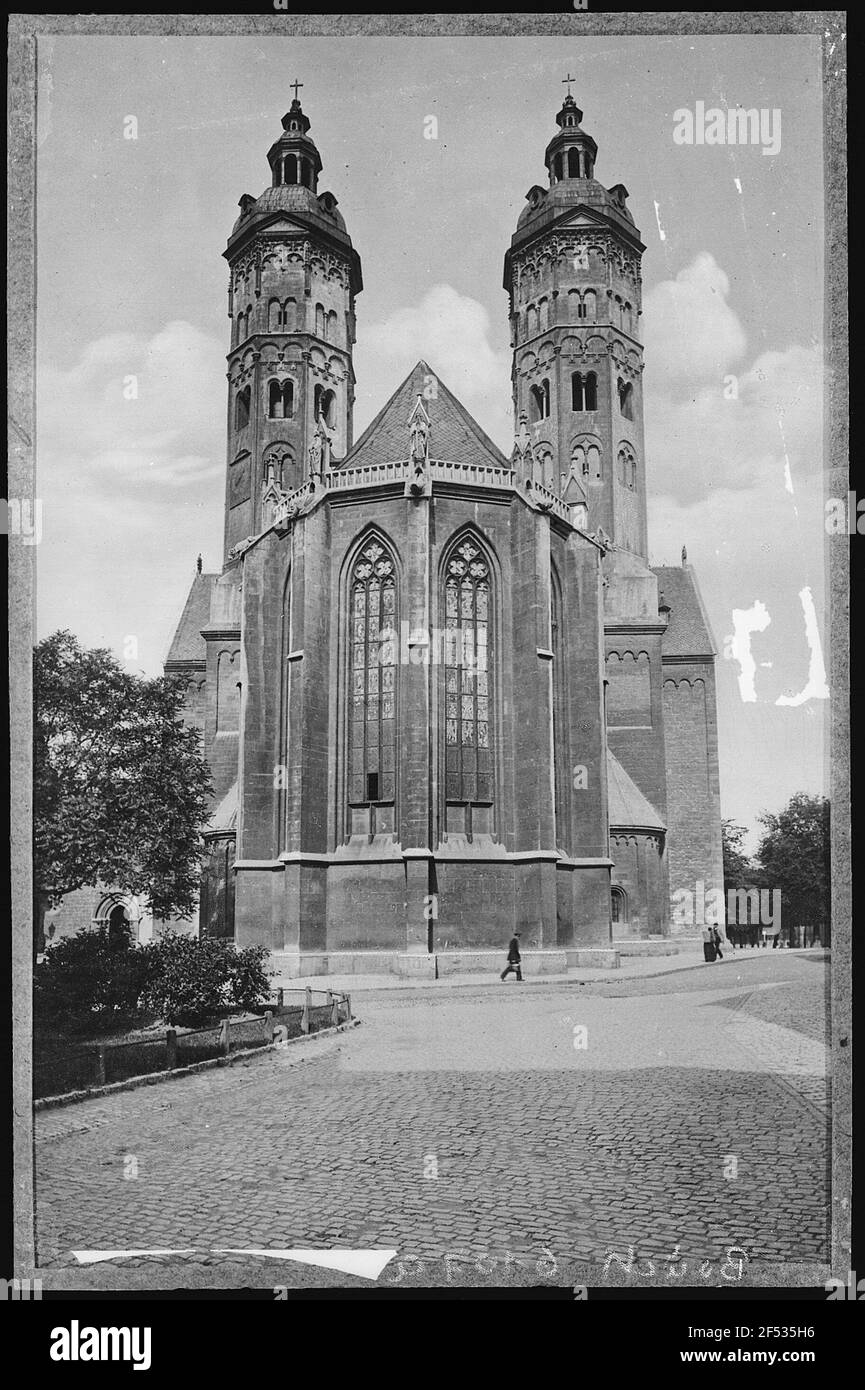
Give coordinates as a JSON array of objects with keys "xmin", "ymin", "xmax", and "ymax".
[
  {"xmin": 235, "ymin": 386, "xmax": 251, "ymax": 431},
  {"xmin": 349, "ymin": 540, "xmax": 396, "ymax": 808},
  {"xmin": 444, "ymin": 538, "xmax": 493, "ymax": 810},
  {"xmin": 567, "ymin": 147, "xmax": 580, "ymax": 178},
  {"xmin": 530, "ymin": 379, "xmax": 550, "ymax": 422},
  {"xmin": 326, "ymin": 309, "xmax": 338, "ymax": 342},
  {"xmin": 618, "ymin": 445, "xmax": 637, "ymax": 489},
  {"xmin": 535, "ymin": 447, "xmax": 554, "ymax": 489},
  {"xmin": 573, "ymin": 371, "xmax": 598, "ymax": 410},
  {"xmin": 314, "ymin": 385, "xmax": 336, "ymax": 426},
  {"xmin": 268, "ymin": 298, "xmax": 281, "ymax": 331},
  {"xmin": 574, "ymin": 436, "xmax": 602, "ymax": 480},
  {"xmin": 584, "ymin": 289, "xmax": 597, "ymax": 321},
  {"xmin": 315, "ymin": 303, "xmax": 325, "ymax": 338},
  {"xmin": 268, "ymin": 379, "xmax": 294, "ymax": 419},
  {"xmin": 618, "ymin": 377, "xmax": 634, "ymax": 420},
  {"xmin": 283, "ymin": 298, "xmax": 296, "ymax": 331}
]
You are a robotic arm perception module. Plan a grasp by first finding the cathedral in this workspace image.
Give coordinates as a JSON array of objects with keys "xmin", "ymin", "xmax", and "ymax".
[{"xmin": 164, "ymin": 87, "xmax": 724, "ymax": 976}]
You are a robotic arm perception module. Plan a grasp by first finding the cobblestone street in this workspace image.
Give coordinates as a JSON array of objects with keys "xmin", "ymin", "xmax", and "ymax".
[{"xmin": 34, "ymin": 952, "xmax": 830, "ymax": 1290}]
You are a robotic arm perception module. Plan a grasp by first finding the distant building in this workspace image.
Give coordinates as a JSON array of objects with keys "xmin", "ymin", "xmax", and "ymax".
[{"xmin": 164, "ymin": 90, "xmax": 724, "ymax": 974}]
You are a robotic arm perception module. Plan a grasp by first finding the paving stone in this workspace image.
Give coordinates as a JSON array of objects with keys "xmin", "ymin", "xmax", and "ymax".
[{"xmin": 34, "ymin": 953, "xmax": 829, "ymax": 1286}]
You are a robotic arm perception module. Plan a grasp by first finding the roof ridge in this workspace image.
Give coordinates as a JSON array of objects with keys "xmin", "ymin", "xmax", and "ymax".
[{"xmin": 341, "ymin": 359, "xmax": 510, "ymax": 471}]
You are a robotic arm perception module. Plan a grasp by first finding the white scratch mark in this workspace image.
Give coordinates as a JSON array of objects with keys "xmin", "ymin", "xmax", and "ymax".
[
  {"xmin": 776, "ymin": 588, "xmax": 829, "ymax": 706},
  {"xmin": 653, "ymin": 200, "xmax": 666, "ymax": 242},
  {"xmin": 723, "ymin": 600, "xmax": 772, "ymax": 703}
]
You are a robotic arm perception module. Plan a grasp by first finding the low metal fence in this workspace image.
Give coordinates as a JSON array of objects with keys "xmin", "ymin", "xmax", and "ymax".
[
  {"xmin": 34, "ymin": 987, "xmax": 352, "ymax": 1100},
  {"xmin": 723, "ymin": 924, "xmax": 827, "ymax": 950}
]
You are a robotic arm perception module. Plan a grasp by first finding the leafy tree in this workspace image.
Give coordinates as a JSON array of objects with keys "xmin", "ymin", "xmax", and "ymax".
[
  {"xmin": 34, "ymin": 630, "xmax": 213, "ymax": 952},
  {"xmin": 721, "ymin": 819, "xmax": 757, "ymax": 894},
  {"xmin": 755, "ymin": 792, "xmax": 830, "ymax": 941}
]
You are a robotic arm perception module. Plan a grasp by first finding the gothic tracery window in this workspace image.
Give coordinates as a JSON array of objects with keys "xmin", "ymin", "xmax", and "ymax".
[
  {"xmin": 445, "ymin": 540, "xmax": 493, "ymax": 806},
  {"xmin": 349, "ymin": 540, "xmax": 396, "ymax": 807}
]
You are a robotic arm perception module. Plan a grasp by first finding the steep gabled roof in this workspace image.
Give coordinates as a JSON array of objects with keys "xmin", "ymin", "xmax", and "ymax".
[
  {"xmin": 340, "ymin": 359, "xmax": 511, "ymax": 471},
  {"xmin": 607, "ymin": 749, "xmax": 666, "ymax": 832},
  {"xmin": 164, "ymin": 572, "xmax": 218, "ymax": 666},
  {"xmin": 652, "ymin": 564, "xmax": 718, "ymax": 659}
]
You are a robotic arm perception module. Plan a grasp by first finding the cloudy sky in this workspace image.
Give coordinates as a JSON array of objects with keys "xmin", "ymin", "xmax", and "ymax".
[{"xmin": 35, "ymin": 33, "xmax": 827, "ymax": 846}]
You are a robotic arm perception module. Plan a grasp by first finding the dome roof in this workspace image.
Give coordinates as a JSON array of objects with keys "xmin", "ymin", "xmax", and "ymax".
[
  {"xmin": 232, "ymin": 182, "xmax": 347, "ymax": 235},
  {"xmin": 516, "ymin": 176, "xmax": 634, "ymax": 232}
]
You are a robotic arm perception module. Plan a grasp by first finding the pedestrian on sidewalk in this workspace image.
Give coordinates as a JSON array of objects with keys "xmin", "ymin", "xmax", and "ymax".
[
  {"xmin": 711, "ymin": 925, "xmax": 725, "ymax": 960},
  {"xmin": 702, "ymin": 924, "xmax": 716, "ymax": 963},
  {"xmin": 500, "ymin": 932, "xmax": 523, "ymax": 981}
]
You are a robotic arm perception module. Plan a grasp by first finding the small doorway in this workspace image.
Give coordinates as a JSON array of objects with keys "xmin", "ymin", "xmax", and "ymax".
[
  {"xmin": 611, "ymin": 886, "xmax": 629, "ymax": 931},
  {"xmin": 107, "ymin": 902, "xmax": 129, "ymax": 946}
]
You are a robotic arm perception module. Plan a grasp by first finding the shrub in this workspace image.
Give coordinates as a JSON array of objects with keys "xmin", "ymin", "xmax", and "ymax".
[
  {"xmin": 140, "ymin": 934, "xmax": 272, "ymax": 1027},
  {"xmin": 34, "ymin": 926, "xmax": 274, "ymax": 1035},
  {"xmin": 140, "ymin": 934, "xmax": 227, "ymax": 1026},
  {"xmin": 34, "ymin": 923, "xmax": 149, "ymax": 1035},
  {"xmin": 227, "ymin": 944, "xmax": 272, "ymax": 1012}
]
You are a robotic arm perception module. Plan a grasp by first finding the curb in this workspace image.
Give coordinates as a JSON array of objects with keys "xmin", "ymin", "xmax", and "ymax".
[
  {"xmin": 570, "ymin": 946, "xmax": 829, "ymax": 986},
  {"xmin": 35, "ymin": 1018, "xmax": 361, "ymax": 1111}
]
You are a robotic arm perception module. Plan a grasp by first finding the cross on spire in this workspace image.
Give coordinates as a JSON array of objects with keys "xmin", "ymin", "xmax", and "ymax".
[
  {"xmin": 562, "ymin": 73, "xmax": 576, "ymax": 96},
  {"xmin": 290, "ymin": 78, "xmax": 304, "ymax": 102}
]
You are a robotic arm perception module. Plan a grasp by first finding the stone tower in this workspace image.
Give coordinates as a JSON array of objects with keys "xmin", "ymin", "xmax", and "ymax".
[
  {"xmin": 163, "ymin": 87, "xmax": 724, "ymax": 959},
  {"xmin": 503, "ymin": 91, "xmax": 647, "ymax": 562},
  {"xmin": 222, "ymin": 94, "xmax": 363, "ymax": 562}
]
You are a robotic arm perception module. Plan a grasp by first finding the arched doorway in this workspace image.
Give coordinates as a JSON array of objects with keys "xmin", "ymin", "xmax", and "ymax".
[
  {"xmin": 94, "ymin": 893, "xmax": 146, "ymax": 945},
  {"xmin": 611, "ymin": 886, "xmax": 628, "ymax": 929},
  {"xmin": 107, "ymin": 902, "xmax": 129, "ymax": 946}
]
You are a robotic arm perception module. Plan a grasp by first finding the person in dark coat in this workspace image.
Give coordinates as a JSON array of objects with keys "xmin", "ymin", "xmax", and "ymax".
[
  {"xmin": 702, "ymin": 924, "xmax": 716, "ymax": 962},
  {"xmin": 711, "ymin": 925, "xmax": 725, "ymax": 960},
  {"xmin": 500, "ymin": 932, "xmax": 523, "ymax": 981}
]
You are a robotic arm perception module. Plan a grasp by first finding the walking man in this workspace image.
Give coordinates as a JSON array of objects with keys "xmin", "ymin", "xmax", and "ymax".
[{"xmin": 501, "ymin": 931, "xmax": 523, "ymax": 981}]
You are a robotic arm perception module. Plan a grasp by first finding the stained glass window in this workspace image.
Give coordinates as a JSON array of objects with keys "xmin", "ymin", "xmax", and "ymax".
[
  {"xmin": 348, "ymin": 540, "xmax": 396, "ymax": 805},
  {"xmin": 444, "ymin": 539, "xmax": 492, "ymax": 805}
]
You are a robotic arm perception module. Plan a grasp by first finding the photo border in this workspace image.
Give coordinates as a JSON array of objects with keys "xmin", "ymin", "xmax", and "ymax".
[{"xmin": 7, "ymin": 7, "xmax": 848, "ymax": 1295}]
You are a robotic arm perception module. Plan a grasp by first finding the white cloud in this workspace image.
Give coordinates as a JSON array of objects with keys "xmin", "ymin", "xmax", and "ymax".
[
  {"xmin": 354, "ymin": 284, "xmax": 513, "ymax": 450},
  {"xmin": 36, "ymin": 322, "xmax": 226, "ymax": 672},
  {"xmin": 642, "ymin": 254, "xmax": 822, "ymax": 506},
  {"xmin": 38, "ymin": 320, "xmax": 225, "ymax": 491},
  {"xmin": 642, "ymin": 251, "xmax": 747, "ymax": 389}
]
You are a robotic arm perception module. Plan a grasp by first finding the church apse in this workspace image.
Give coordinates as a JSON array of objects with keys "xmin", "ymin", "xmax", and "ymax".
[{"xmin": 164, "ymin": 83, "xmax": 723, "ymax": 972}]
